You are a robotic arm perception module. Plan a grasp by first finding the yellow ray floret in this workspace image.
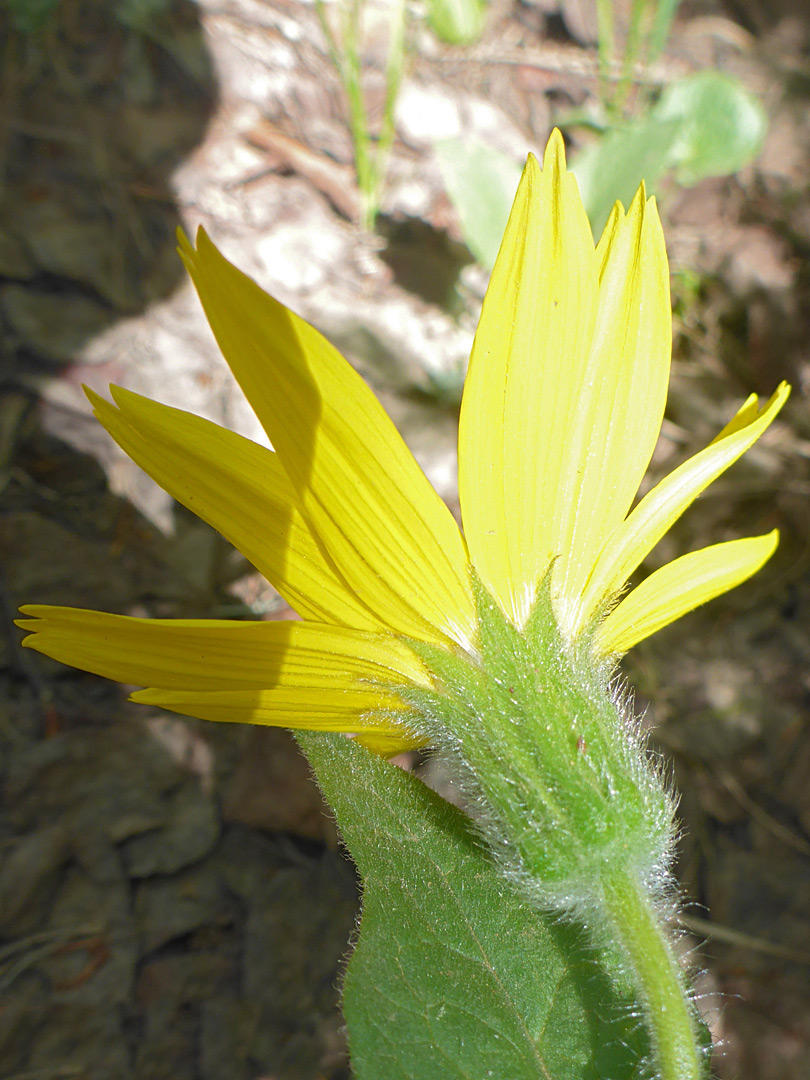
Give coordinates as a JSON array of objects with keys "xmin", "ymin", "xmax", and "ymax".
[
  {"xmin": 594, "ymin": 531, "xmax": 779, "ymax": 655},
  {"xmin": 17, "ymin": 606, "xmax": 430, "ymax": 689},
  {"xmin": 18, "ymin": 606, "xmax": 426, "ymax": 745},
  {"xmin": 86, "ymin": 387, "xmax": 383, "ymax": 631},
  {"xmin": 18, "ymin": 129, "xmax": 789, "ymax": 754},
  {"xmin": 178, "ymin": 230, "xmax": 475, "ymax": 649},
  {"xmin": 573, "ymin": 383, "xmax": 789, "ymax": 643},
  {"xmin": 459, "ymin": 131, "xmax": 672, "ymax": 630}
]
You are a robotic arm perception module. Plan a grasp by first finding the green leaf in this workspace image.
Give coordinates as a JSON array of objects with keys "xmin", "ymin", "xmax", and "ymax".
[
  {"xmin": 571, "ymin": 71, "xmax": 766, "ymax": 236},
  {"xmin": 654, "ymin": 71, "xmax": 767, "ymax": 185},
  {"xmin": 571, "ymin": 116, "xmax": 682, "ymax": 237},
  {"xmin": 425, "ymin": 0, "xmax": 487, "ymax": 45},
  {"xmin": 297, "ymin": 731, "xmax": 650, "ymax": 1080},
  {"xmin": 435, "ymin": 138, "xmax": 523, "ymax": 269}
]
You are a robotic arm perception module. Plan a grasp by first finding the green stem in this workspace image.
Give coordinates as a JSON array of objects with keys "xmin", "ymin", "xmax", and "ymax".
[
  {"xmin": 601, "ymin": 870, "xmax": 705, "ymax": 1080},
  {"xmin": 594, "ymin": 0, "xmax": 615, "ymax": 116},
  {"xmin": 341, "ymin": 0, "xmax": 377, "ymax": 229},
  {"xmin": 614, "ymin": 0, "xmax": 648, "ymax": 117},
  {"xmin": 315, "ymin": 0, "xmax": 375, "ymax": 229},
  {"xmin": 371, "ymin": 0, "xmax": 407, "ymax": 224},
  {"xmin": 648, "ymin": 0, "xmax": 682, "ymax": 63}
]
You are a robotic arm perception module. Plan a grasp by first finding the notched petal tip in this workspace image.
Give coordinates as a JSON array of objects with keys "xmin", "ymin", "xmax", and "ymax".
[
  {"xmin": 774, "ymin": 380, "xmax": 791, "ymax": 405},
  {"xmin": 176, "ymin": 226, "xmax": 217, "ymax": 276},
  {"xmin": 17, "ymin": 603, "xmax": 43, "ymax": 618},
  {"xmin": 595, "ymin": 529, "xmax": 781, "ymax": 655},
  {"xmin": 16, "ymin": 605, "xmax": 72, "ymax": 641},
  {"xmin": 191, "ymin": 226, "xmax": 219, "ymax": 265},
  {"xmin": 578, "ymin": 379, "xmax": 790, "ymax": 637},
  {"xmin": 82, "ymin": 385, "xmax": 107, "ymax": 412}
]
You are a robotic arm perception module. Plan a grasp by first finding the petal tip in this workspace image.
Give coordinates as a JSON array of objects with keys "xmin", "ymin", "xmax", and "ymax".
[
  {"xmin": 195, "ymin": 226, "xmax": 216, "ymax": 260},
  {"xmin": 628, "ymin": 183, "xmax": 646, "ymax": 215},
  {"xmin": 523, "ymin": 151, "xmax": 541, "ymax": 183},
  {"xmin": 83, "ymin": 384, "xmax": 107, "ymax": 410},
  {"xmin": 542, "ymin": 127, "xmax": 568, "ymax": 174},
  {"xmin": 762, "ymin": 527, "xmax": 780, "ymax": 555}
]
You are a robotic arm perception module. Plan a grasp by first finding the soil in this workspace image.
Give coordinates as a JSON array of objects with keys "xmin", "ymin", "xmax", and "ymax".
[{"xmin": 1, "ymin": 0, "xmax": 809, "ymax": 1078}]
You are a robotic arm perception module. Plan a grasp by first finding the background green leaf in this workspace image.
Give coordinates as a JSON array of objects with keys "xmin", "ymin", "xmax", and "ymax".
[
  {"xmin": 572, "ymin": 71, "xmax": 767, "ymax": 235},
  {"xmin": 654, "ymin": 70, "xmax": 768, "ymax": 185},
  {"xmin": 439, "ymin": 72, "xmax": 766, "ymax": 259},
  {"xmin": 297, "ymin": 731, "xmax": 651, "ymax": 1080},
  {"xmin": 425, "ymin": 0, "xmax": 487, "ymax": 45},
  {"xmin": 571, "ymin": 115, "xmax": 682, "ymax": 237},
  {"xmin": 434, "ymin": 137, "xmax": 523, "ymax": 268}
]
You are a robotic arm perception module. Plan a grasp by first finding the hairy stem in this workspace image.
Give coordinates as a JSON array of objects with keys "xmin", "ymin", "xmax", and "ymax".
[{"xmin": 601, "ymin": 870, "xmax": 705, "ymax": 1080}]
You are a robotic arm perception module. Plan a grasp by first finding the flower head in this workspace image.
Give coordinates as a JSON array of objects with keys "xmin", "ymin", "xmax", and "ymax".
[{"xmin": 19, "ymin": 131, "xmax": 788, "ymax": 755}]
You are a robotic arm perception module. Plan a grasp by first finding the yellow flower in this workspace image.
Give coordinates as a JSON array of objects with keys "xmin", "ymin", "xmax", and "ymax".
[{"xmin": 18, "ymin": 131, "xmax": 788, "ymax": 755}]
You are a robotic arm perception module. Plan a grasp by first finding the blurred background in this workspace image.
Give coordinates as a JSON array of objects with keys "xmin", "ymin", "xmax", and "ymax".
[{"xmin": 0, "ymin": 0, "xmax": 808, "ymax": 1077}]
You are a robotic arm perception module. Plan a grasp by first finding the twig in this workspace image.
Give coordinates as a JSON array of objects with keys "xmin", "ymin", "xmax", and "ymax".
[{"xmin": 678, "ymin": 913, "xmax": 810, "ymax": 966}]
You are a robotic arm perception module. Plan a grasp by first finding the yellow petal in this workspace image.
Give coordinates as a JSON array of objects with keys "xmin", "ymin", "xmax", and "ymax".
[
  {"xmin": 87, "ymin": 386, "xmax": 382, "ymax": 631},
  {"xmin": 594, "ymin": 531, "xmax": 779, "ymax": 655},
  {"xmin": 129, "ymin": 686, "xmax": 411, "ymax": 738},
  {"xmin": 710, "ymin": 392, "xmax": 760, "ymax": 443},
  {"xmin": 555, "ymin": 187, "xmax": 671, "ymax": 616},
  {"xmin": 179, "ymin": 229, "xmax": 474, "ymax": 647},
  {"xmin": 458, "ymin": 131, "xmax": 599, "ymax": 627},
  {"xmin": 573, "ymin": 382, "xmax": 790, "ymax": 635},
  {"xmin": 352, "ymin": 730, "xmax": 428, "ymax": 756},
  {"xmin": 17, "ymin": 605, "xmax": 429, "ymax": 692}
]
